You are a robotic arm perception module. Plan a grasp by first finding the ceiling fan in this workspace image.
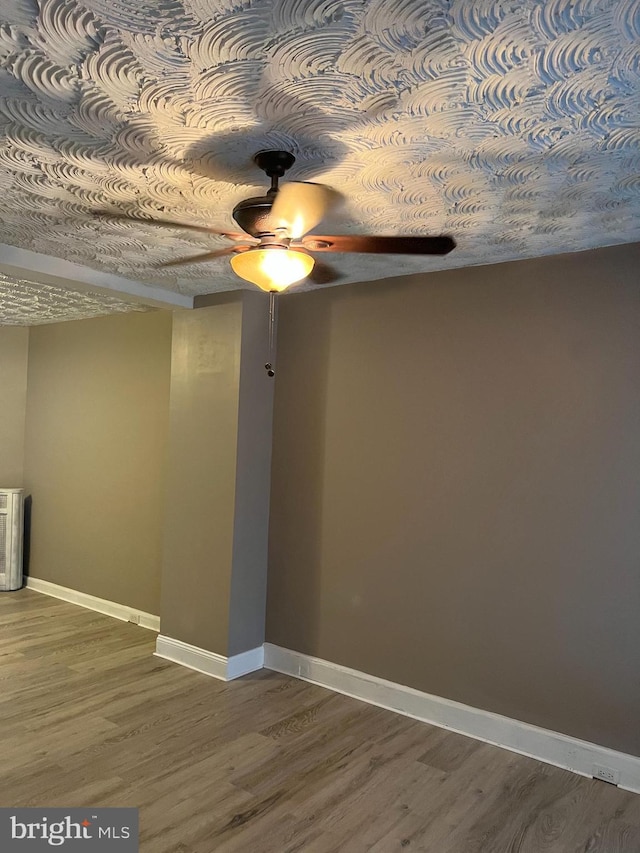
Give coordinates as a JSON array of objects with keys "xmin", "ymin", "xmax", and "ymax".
[{"xmin": 95, "ymin": 150, "xmax": 456, "ymax": 293}]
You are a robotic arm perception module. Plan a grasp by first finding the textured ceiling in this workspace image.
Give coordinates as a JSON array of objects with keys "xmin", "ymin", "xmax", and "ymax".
[
  {"xmin": 0, "ymin": 272, "xmax": 150, "ymax": 323},
  {"xmin": 0, "ymin": 0, "xmax": 639, "ymax": 307}
]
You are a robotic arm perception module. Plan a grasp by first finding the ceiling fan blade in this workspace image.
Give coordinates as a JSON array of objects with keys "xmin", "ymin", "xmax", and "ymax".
[
  {"xmin": 307, "ymin": 259, "xmax": 344, "ymax": 285},
  {"xmin": 158, "ymin": 246, "xmax": 250, "ymax": 267},
  {"xmin": 301, "ymin": 235, "xmax": 456, "ymax": 255},
  {"xmin": 92, "ymin": 211, "xmax": 247, "ymax": 240},
  {"xmin": 270, "ymin": 182, "xmax": 342, "ymax": 239}
]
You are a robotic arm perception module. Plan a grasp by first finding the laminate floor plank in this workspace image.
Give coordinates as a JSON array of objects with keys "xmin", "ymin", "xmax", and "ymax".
[
  {"xmin": 418, "ymin": 726, "xmax": 485, "ymax": 772},
  {"xmin": 1, "ymin": 588, "xmax": 638, "ymax": 852},
  {"xmin": 231, "ymin": 703, "xmax": 407, "ymax": 799}
]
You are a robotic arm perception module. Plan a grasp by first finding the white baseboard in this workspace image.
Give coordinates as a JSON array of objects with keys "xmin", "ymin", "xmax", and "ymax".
[
  {"xmin": 25, "ymin": 577, "xmax": 160, "ymax": 632},
  {"xmin": 154, "ymin": 635, "xmax": 264, "ymax": 681},
  {"xmin": 226, "ymin": 645, "xmax": 266, "ymax": 679},
  {"xmin": 21, "ymin": 577, "xmax": 640, "ymax": 793},
  {"xmin": 263, "ymin": 643, "xmax": 640, "ymax": 795}
]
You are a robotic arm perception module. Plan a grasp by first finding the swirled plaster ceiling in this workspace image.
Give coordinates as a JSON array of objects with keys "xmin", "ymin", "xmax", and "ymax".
[
  {"xmin": 0, "ymin": 271, "xmax": 150, "ymax": 323},
  {"xmin": 0, "ymin": 0, "xmax": 639, "ymax": 323}
]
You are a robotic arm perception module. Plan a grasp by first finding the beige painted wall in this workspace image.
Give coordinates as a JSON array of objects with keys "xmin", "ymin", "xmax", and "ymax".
[
  {"xmin": 23, "ymin": 311, "xmax": 172, "ymax": 614},
  {"xmin": 267, "ymin": 242, "xmax": 640, "ymax": 756},
  {"xmin": 0, "ymin": 327, "xmax": 29, "ymax": 487}
]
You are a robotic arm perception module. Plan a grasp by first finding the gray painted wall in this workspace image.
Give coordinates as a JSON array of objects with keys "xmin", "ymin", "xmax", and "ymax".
[
  {"xmin": 161, "ymin": 292, "xmax": 274, "ymax": 656},
  {"xmin": 0, "ymin": 327, "xmax": 29, "ymax": 487},
  {"xmin": 267, "ymin": 242, "xmax": 640, "ymax": 756},
  {"xmin": 160, "ymin": 299, "xmax": 242, "ymax": 654},
  {"xmin": 23, "ymin": 311, "xmax": 172, "ymax": 614},
  {"xmin": 228, "ymin": 292, "xmax": 275, "ymax": 656}
]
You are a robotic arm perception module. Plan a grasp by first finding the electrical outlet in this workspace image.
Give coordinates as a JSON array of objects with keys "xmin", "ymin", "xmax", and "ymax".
[
  {"xmin": 592, "ymin": 764, "xmax": 620, "ymax": 786},
  {"xmin": 128, "ymin": 613, "xmax": 141, "ymax": 625}
]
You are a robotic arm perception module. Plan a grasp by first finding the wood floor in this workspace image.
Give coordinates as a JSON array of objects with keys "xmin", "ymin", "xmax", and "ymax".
[{"xmin": 1, "ymin": 589, "xmax": 639, "ymax": 852}]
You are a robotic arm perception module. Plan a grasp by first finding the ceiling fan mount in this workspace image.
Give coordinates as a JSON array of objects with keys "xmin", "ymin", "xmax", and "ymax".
[
  {"xmin": 253, "ymin": 150, "xmax": 296, "ymax": 182},
  {"xmin": 232, "ymin": 150, "xmax": 296, "ymax": 238}
]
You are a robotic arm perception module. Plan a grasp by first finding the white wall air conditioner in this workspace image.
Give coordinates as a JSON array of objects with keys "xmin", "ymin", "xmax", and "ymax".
[{"xmin": 0, "ymin": 488, "xmax": 24, "ymax": 591}]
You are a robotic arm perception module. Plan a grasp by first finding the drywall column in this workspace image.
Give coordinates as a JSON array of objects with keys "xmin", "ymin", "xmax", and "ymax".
[
  {"xmin": 0, "ymin": 327, "xmax": 29, "ymax": 486},
  {"xmin": 159, "ymin": 291, "xmax": 274, "ymax": 667}
]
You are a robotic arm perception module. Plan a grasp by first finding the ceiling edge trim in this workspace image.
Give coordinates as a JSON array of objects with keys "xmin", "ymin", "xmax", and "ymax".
[{"xmin": 0, "ymin": 244, "xmax": 193, "ymax": 310}]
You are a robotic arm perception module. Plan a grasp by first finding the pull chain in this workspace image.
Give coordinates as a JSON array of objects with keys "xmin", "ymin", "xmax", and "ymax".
[{"xmin": 265, "ymin": 290, "xmax": 277, "ymax": 377}]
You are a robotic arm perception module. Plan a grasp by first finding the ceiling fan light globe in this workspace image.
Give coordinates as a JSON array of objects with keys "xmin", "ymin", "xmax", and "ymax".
[{"xmin": 230, "ymin": 248, "xmax": 315, "ymax": 292}]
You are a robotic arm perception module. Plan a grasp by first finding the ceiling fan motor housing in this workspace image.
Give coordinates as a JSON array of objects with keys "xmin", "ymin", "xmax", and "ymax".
[
  {"xmin": 232, "ymin": 150, "xmax": 296, "ymax": 238},
  {"xmin": 232, "ymin": 195, "xmax": 277, "ymax": 238}
]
